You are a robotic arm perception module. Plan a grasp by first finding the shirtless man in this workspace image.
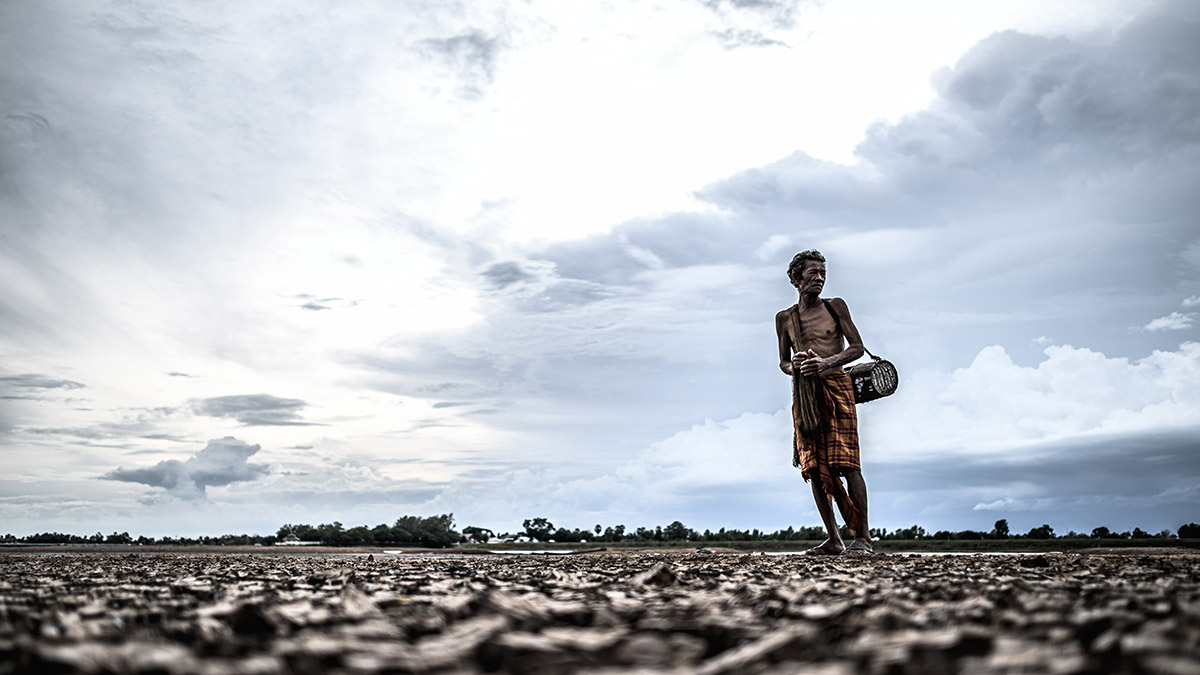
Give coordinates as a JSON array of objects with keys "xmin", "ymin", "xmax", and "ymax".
[{"xmin": 775, "ymin": 249, "xmax": 873, "ymax": 555}]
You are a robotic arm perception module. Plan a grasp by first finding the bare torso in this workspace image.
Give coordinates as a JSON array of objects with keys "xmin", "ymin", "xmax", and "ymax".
[
  {"xmin": 775, "ymin": 297, "xmax": 865, "ymax": 377},
  {"xmin": 784, "ymin": 300, "xmax": 843, "ymax": 357}
]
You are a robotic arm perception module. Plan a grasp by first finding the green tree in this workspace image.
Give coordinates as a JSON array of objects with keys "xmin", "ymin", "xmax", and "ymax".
[
  {"xmin": 393, "ymin": 514, "xmax": 458, "ymax": 547},
  {"xmin": 1177, "ymin": 523, "xmax": 1200, "ymax": 538},
  {"xmin": 992, "ymin": 519, "xmax": 1010, "ymax": 539},
  {"xmin": 463, "ymin": 526, "xmax": 493, "ymax": 543},
  {"xmin": 663, "ymin": 521, "xmax": 691, "ymax": 541},
  {"xmin": 522, "ymin": 517, "xmax": 554, "ymax": 542},
  {"xmin": 345, "ymin": 526, "xmax": 374, "ymax": 545},
  {"xmin": 1027, "ymin": 524, "xmax": 1054, "ymax": 539}
]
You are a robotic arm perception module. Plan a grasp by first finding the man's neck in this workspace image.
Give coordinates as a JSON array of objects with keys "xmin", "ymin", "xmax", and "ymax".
[{"xmin": 798, "ymin": 291, "xmax": 821, "ymax": 310}]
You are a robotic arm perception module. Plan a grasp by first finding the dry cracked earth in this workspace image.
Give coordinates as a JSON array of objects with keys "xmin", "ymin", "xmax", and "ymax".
[{"xmin": 1, "ymin": 551, "xmax": 1198, "ymax": 674}]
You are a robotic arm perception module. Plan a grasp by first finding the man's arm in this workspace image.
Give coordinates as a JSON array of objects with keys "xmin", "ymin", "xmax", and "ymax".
[
  {"xmin": 798, "ymin": 298, "xmax": 866, "ymax": 376},
  {"xmin": 775, "ymin": 310, "xmax": 794, "ymax": 376}
]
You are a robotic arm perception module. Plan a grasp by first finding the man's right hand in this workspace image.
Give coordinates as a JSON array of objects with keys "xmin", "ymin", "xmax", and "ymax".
[{"xmin": 796, "ymin": 349, "xmax": 827, "ymax": 377}]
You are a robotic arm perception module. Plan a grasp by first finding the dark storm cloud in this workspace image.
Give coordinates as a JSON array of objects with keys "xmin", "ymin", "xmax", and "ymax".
[
  {"xmin": 871, "ymin": 428, "xmax": 1200, "ymax": 531},
  {"xmin": 878, "ymin": 430, "xmax": 1200, "ymax": 498},
  {"xmin": 191, "ymin": 394, "xmax": 314, "ymax": 426},
  {"xmin": 418, "ymin": 30, "xmax": 503, "ymax": 97},
  {"xmin": 0, "ymin": 374, "xmax": 86, "ymax": 390},
  {"xmin": 858, "ymin": 12, "xmax": 1200, "ymax": 204},
  {"xmin": 102, "ymin": 436, "xmax": 269, "ymax": 499},
  {"xmin": 480, "ymin": 261, "xmax": 535, "ymax": 288},
  {"xmin": 703, "ymin": 2, "xmax": 1200, "ymax": 220}
]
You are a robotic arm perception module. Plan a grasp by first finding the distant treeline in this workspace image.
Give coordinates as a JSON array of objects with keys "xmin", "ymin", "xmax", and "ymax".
[
  {"xmin": 511, "ymin": 518, "xmax": 1200, "ymax": 544},
  {"xmin": 4, "ymin": 517, "xmax": 1198, "ymax": 547}
]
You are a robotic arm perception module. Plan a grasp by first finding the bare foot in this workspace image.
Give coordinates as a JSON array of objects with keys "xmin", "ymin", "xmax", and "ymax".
[
  {"xmin": 843, "ymin": 537, "xmax": 873, "ymax": 554},
  {"xmin": 805, "ymin": 539, "xmax": 845, "ymax": 555}
]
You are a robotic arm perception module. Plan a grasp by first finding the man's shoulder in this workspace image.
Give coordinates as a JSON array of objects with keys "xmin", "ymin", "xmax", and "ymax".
[
  {"xmin": 825, "ymin": 296, "xmax": 851, "ymax": 311},
  {"xmin": 775, "ymin": 304, "xmax": 798, "ymax": 320}
]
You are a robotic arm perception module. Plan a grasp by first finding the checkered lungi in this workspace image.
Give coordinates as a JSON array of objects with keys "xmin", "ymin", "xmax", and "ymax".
[{"xmin": 794, "ymin": 370, "xmax": 861, "ymax": 477}]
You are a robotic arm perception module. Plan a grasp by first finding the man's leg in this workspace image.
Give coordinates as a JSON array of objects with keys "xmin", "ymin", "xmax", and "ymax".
[
  {"xmin": 842, "ymin": 469, "xmax": 872, "ymax": 551},
  {"xmin": 809, "ymin": 479, "xmax": 845, "ymax": 554}
]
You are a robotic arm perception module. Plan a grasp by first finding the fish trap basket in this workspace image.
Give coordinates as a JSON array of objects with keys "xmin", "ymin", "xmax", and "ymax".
[{"xmin": 845, "ymin": 356, "xmax": 898, "ymax": 404}]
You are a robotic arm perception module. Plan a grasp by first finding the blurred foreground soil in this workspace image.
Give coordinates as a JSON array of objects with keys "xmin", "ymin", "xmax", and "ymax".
[{"xmin": 1, "ymin": 550, "xmax": 1197, "ymax": 674}]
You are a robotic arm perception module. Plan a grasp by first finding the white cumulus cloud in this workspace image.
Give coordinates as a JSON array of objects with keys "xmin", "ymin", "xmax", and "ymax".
[{"xmin": 1145, "ymin": 312, "xmax": 1195, "ymax": 331}]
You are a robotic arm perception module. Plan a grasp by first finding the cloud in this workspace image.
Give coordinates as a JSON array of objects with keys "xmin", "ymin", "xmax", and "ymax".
[
  {"xmin": 191, "ymin": 394, "xmax": 314, "ymax": 426},
  {"xmin": 13, "ymin": 405, "xmax": 179, "ymax": 443},
  {"xmin": 866, "ymin": 341, "xmax": 1200, "ymax": 458},
  {"xmin": 698, "ymin": 0, "xmax": 807, "ymax": 29},
  {"xmin": 755, "ymin": 234, "xmax": 796, "ymax": 261},
  {"xmin": 1145, "ymin": 312, "xmax": 1195, "ymax": 331},
  {"xmin": 481, "ymin": 261, "xmax": 537, "ymax": 289},
  {"xmin": 711, "ymin": 28, "xmax": 788, "ymax": 50},
  {"xmin": 293, "ymin": 294, "xmax": 357, "ymax": 311},
  {"xmin": 0, "ymin": 374, "xmax": 86, "ymax": 390},
  {"xmin": 418, "ymin": 30, "xmax": 504, "ymax": 98},
  {"xmin": 102, "ymin": 437, "xmax": 269, "ymax": 499},
  {"xmin": 1184, "ymin": 295, "xmax": 1200, "ymax": 308}
]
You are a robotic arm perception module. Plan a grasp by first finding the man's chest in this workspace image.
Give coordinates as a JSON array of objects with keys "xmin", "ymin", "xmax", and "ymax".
[{"xmin": 791, "ymin": 304, "xmax": 840, "ymax": 346}]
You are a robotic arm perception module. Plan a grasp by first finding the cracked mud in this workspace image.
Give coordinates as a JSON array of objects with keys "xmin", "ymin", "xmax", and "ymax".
[{"xmin": 2, "ymin": 551, "xmax": 1198, "ymax": 674}]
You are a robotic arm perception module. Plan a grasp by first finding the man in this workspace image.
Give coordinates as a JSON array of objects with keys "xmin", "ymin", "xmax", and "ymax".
[{"xmin": 775, "ymin": 249, "xmax": 873, "ymax": 555}]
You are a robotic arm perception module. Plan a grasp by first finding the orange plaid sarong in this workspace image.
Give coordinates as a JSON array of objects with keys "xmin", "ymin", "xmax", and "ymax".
[
  {"xmin": 794, "ymin": 370, "xmax": 861, "ymax": 475},
  {"xmin": 793, "ymin": 369, "xmax": 864, "ymax": 535}
]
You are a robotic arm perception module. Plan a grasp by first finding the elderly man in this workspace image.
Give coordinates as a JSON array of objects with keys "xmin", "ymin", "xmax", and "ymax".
[{"xmin": 775, "ymin": 249, "xmax": 873, "ymax": 555}]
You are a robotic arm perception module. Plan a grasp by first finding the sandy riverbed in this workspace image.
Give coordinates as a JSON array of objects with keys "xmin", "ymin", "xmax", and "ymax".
[{"xmin": 2, "ymin": 550, "xmax": 1197, "ymax": 674}]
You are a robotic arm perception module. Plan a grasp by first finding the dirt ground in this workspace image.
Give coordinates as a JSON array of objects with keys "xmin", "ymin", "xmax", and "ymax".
[{"xmin": 1, "ymin": 550, "xmax": 1197, "ymax": 674}]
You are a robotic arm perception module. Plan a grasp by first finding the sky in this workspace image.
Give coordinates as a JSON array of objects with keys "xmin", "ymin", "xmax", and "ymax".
[{"xmin": 2, "ymin": 0, "xmax": 1197, "ymax": 539}]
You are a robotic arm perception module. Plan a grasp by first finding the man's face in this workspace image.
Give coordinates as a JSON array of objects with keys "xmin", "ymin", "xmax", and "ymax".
[{"xmin": 797, "ymin": 260, "xmax": 826, "ymax": 294}]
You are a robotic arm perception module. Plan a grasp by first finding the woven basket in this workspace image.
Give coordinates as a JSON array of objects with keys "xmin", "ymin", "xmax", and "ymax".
[{"xmin": 845, "ymin": 356, "xmax": 898, "ymax": 404}]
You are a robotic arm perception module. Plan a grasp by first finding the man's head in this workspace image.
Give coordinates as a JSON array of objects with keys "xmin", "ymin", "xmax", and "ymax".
[{"xmin": 787, "ymin": 249, "xmax": 826, "ymax": 292}]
